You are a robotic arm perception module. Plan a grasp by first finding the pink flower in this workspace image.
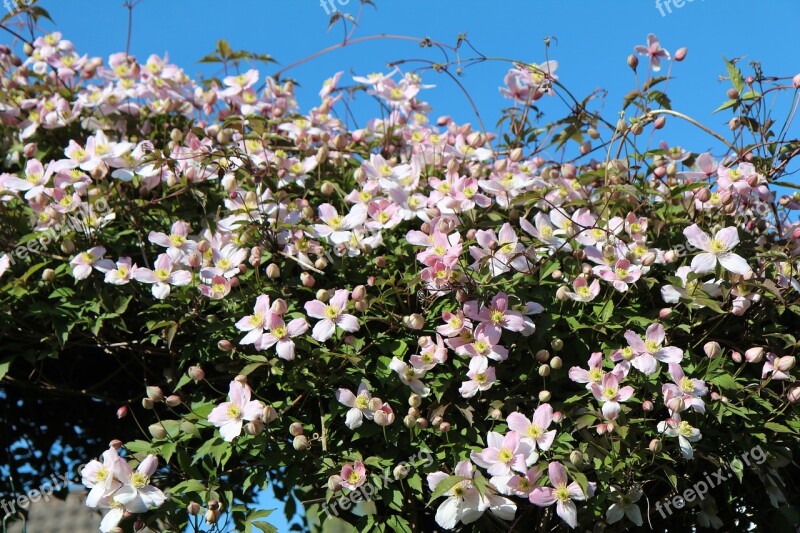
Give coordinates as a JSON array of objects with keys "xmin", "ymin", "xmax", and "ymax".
[
  {"xmin": 80, "ymin": 446, "xmax": 127, "ymax": 507},
  {"xmin": 410, "ymin": 335, "xmax": 449, "ymax": 370},
  {"xmin": 131, "ymin": 252, "xmax": 193, "ymax": 299},
  {"xmin": 257, "ymin": 313, "xmax": 308, "ymax": 360},
  {"xmin": 568, "ymin": 352, "xmax": 617, "ymax": 389},
  {"xmin": 389, "ymin": 357, "xmax": 430, "ymax": 397},
  {"xmin": 506, "ymin": 404, "xmax": 556, "ymax": 460},
  {"xmin": 623, "ymin": 324, "xmax": 684, "ymax": 375},
  {"xmin": 236, "ymin": 295, "xmax": 275, "ymax": 346},
  {"xmin": 590, "ymin": 372, "xmax": 635, "ymax": 420},
  {"xmin": 339, "ymin": 461, "xmax": 367, "ymax": 490},
  {"xmin": 459, "ymin": 327, "xmax": 508, "ymax": 362},
  {"xmin": 114, "ymin": 455, "xmax": 166, "ymax": 513},
  {"xmin": 103, "ymin": 257, "xmax": 136, "ymax": 285},
  {"xmin": 304, "ymin": 289, "xmax": 360, "ymax": 342},
  {"xmin": 662, "ymin": 363, "xmax": 707, "ymax": 413},
  {"xmin": 436, "ymin": 309, "xmax": 473, "ymax": 337},
  {"xmin": 657, "ymin": 415, "xmax": 701, "ymax": 459},
  {"xmin": 148, "ymin": 220, "xmax": 195, "ymax": 253},
  {"xmin": 207, "ymin": 380, "xmax": 265, "ymax": 442},
  {"xmin": 469, "ymin": 223, "xmax": 529, "ymax": 276},
  {"xmin": 459, "ymin": 356, "xmax": 496, "ymax": 398},
  {"xmin": 530, "ymin": 462, "xmax": 595, "ymax": 529},
  {"xmin": 762, "ymin": 353, "xmax": 795, "ymax": 381},
  {"xmin": 593, "ymin": 259, "xmax": 641, "ymax": 292},
  {"xmin": 505, "ymin": 466, "xmax": 543, "ymax": 499},
  {"xmin": 471, "ymin": 431, "xmax": 535, "ymax": 477},
  {"xmin": 336, "ymin": 382, "xmax": 374, "ymax": 429},
  {"xmin": 634, "ymin": 33, "xmax": 670, "ymax": 72},
  {"xmin": 70, "ymin": 246, "xmax": 115, "ymax": 280},
  {"xmin": 199, "ymin": 275, "xmax": 232, "ymax": 300},
  {"xmin": 465, "ymin": 293, "xmax": 525, "ymax": 338},
  {"xmin": 313, "ymin": 203, "xmax": 367, "ymax": 244},
  {"xmin": 683, "ymin": 224, "xmax": 751, "ymax": 275},
  {"xmin": 564, "ymin": 276, "xmax": 601, "ymax": 302}
]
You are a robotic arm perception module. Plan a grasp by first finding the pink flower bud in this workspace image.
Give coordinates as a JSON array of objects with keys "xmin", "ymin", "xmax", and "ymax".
[
  {"xmin": 649, "ymin": 438, "xmax": 663, "ymax": 453},
  {"xmin": 787, "ymin": 387, "xmax": 800, "ymax": 403},
  {"xmin": 552, "ymin": 411, "xmax": 564, "ymax": 424},
  {"xmin": 402, "ymin": 314, "xmax": 425, "ymax": 330},
  {"xmin": 642, "ymin": 400, "xmax": 653, "ymax": 412},
  {"xmin": 793, "ymin": 74, "xmax": 800, "ymax": 89},
  {"xmin": 146, "ymin": 386, "xmax": 164, "ymax": 402},
  {"xmin": 352, "ymin": 285, "xmax": 366, "ymax": 302},
  {"xmin": 659, "ymin": 308, "xmax": 672, "ymax": 319},
  {"xmin": 261, "ymin": 405, "xmax": 278, "ymax": 424},
  {"xmin": 187, "ymin": 502, "xmax": 201, "ymax": 516},
  {"xmin": 289, "ymin": 422, "xmax": 304, "ymax": 436},
  {"xmin": 745, "ymin": 347, "xmax": 765, "ymax": 363},
  {"xmin": 165, "ymin": 395, "xmax": 182, "ymax": 407},
  {"xmin": 116, "ymin": 406, "xmax": 128, "ymax": 419},
  {"xmin": 301, "ymin": 272, "xmax": 315, "ymax": 288},
  {"xmin": 23, "ymin": 143, "xmax": 37, "ymax": 158},
  {"xmin": 218, "ymin": 339, "xmax": 233, "ymax": 352},
  {"xmin": 627, "ymin": 54, "xmax": 639, "ymax": 70},
  {"xmin": 776, "ymin": 355, "xmax": 796, "ymax": 372},
  {"xmin": 293, "ymin": 435, "xmax": 310, "ymax": 450},
  {"xmin": 727, "ymin": 88, "xmax": 740, "ymax": 100},
  {"xmin": 597, "ymin": 423, "xmax": 607, "ymax": 435},
  {"xmin": 271, "ymin": 298, "xmax": 288, "ymax": 315},
  {"xmin": 731, "ymin": 351, "xmax": 743, "ymax": 363},
  {"xmin": 188, "ymin": 366, "xmax": 205, "ymax": 381},
  {"xmin": 674, "ymin": 48, "xmax": 687, "ymax": 62}
]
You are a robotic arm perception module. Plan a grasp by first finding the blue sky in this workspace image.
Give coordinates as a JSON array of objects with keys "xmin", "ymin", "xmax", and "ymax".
[{"xmin": 19, "ymin": 0, "xmax": 800, "ymax": 528}]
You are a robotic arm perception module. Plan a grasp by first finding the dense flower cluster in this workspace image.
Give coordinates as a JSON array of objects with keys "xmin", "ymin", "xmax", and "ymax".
[{"xmin": 2, "ymin": 17, "xmax": 799, "ymax": 532}]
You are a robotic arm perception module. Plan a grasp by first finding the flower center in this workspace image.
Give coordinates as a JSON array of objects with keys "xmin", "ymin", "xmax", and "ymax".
[
  {"xmin": 96, "ymin": 467, "xmax": 109, "ymax": 482},
  {"xmin": 490, "ymin": 310, "xmax": 505, "ymax": 324},
  {"xmin": 324, "ymin": 306, "xmax": 339, "ymax": 319},
  {"xmin": 249, "ymin": 313, "xmax": 263, "ymax": 327},
  {"xmin": 131, "ymin": 472, "xmax": 149, "ymax": 489},
  {"xmin": 588, "ymin": 368, "xmax": 604, "ymax": 382},
  {"xmin": 709, "ymin": 239, "xmax": 726, "ymax": 254},
  {"xmin": 680, "ymin": 377, "xmax": 694, "ymax": 393},
  {"xmin": 348, "ymin": 471, "xmax": 361, "ymax": 484},
  {"xmin": 555, "ymin": 487, "xmax": 571, "ymax": 502},
  {"xmin": 475, "ymin": 372, "xmax": 488, "ymax": 384},
  {"xmin": 498, "ymin": 448, "xmax": 513, "ymax": 462},
  {"xmin": 527, "ymin": 425, "xmax": 543, "ymax": 439},
  {"xmin": 355, "ymin": 395, "xmax": 369, "ymax": 409},
  {"xmin": 620, "ymin": 347, "xmax": 634, "ymax": 361},
  {"xmin": 272, "ymin": 326, "xmax": 287, "ymax": 339},
  {"xmin": 616, "ymin": 268, "xmax": 629, "ymax": 278},
  {"xmin": 678, "ymin": 420, "xmax": 694, "ymax": 437},
  {"xmin": 645, "ymin": 340, "xmax": 659, "ymax": 353},
  {"xmin": 603, "ymin": 387, "xmax": 617, "ymax": 399},
  {"xmin": 227, "ymin": 404, "xmax": 242, "ymax": 419},
  {"xmin": 473, "ymin": 340, "xmax": 489, "ymax": 353},
  {"xmin": 155, "ymin": 269, "xmax": 170, "ymax": 281}
]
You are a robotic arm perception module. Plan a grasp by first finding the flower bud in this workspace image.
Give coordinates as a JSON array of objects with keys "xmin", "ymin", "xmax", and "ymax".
[
  {"xmin": 538, "ymin": 365, "xmax": 551, "ymax": 377},
  {"xmin": 116, "ymin": 406, "xmax": 128, "ymax": 419},
  {"xmin": 659, "ymin": 308, "xmax": 672, "ymax": 320},
  {"xmin": 653, "ymin": 116, "xmax": 667, "ymax": 130},
  {"xmin": 787, "ymin": 387, "xmax": 800, "ymax": 403},
  {"xmin": 793, "ymin": 74, "xmax": 800, "ymax": 89},
  {"xmin": 535, "ymin": 349, "xmax": 550, "ymax": 362},
  {"xmin": 141, "ymin": 398, "xmax": 154, "ymax": 410},
  {"xmin": 148, "ymin": 423, "xmax": 167, "ymax": 439},
  {"xmin": 218, "ymin": 339, "xmax": 233, "ymax": 352},
  {"xmin": 266, "ymin": 263, "xmax": 281, "ymax": 279},
  {"xmin": 301, "ymin": 272, "xmax": 315, "ymax": 288},
  {"xmin": 261, "ymin": 405, "xmax": 278, "ymax": 424},
  {"xmin": 551, "ymin": 269, "xmax": 563, "ymax": 280},
  {"xmin": 569, "ymin": 450, "xmax": 583, "ymax": 467},
  {"xmin": 555, "ymin": 285, "xmax": 569, "ymax": 301},
  {"xmin": 41, "ymin": 268, "xmax": 56, "ymax": 282},
  {"xmin": 550, "ymin": 356, "xmax": 563, "ymax": 370},
  {"xmin": 188, "ymin": 366, "xmax": 205, "ymax": 381},
  {"xmin": 538, "ymin": 390, "xmax": 551, "ymax": 402},
  {"xmin": 403, "ymin": 414, "xmax": 417, "ymax": 428},
  {"xmin": 695, "ymin": 187, "xmax": 711, "ymax": 203},
  {"xmin": 642, "ymin": 400, "xmax": 654, "ymax": 412},
  {"xmin": 627, "ymin": 54, "xmax": 639, "ymax": 70},
  {"xmin": 187, "ymin": 502, "xmax": 201, "ymax": 516},
  {"xmin": 667, "ymin": 396, "xmax": 685, "ymax": 413},
  {"xmin": 316, "ymin": 289, "xmax": 330, "ymax": 302},
  {"xmin": 550, "ymin": 338, "xmax": 564, "ymax": 352},
  {"xmin": 207, "ymin": 500, "xmax": 221, "ymax": 512},
  {"xmin": 415, "ymin": 417, "xmax": 429, "ymax": 429},
  {"xmin": 325, "ymin": 475, "xmax": 343, "ymax": 492},
  {"xmin": 409, "ymin": 394, "xmax": 422, "ymax": 408},
  {"xmin": 552, "ymin": 411, "xmax": 564, "ymax": 424},
  {"xmin": 438, "ymin": 421, "xmax": 451, "ymax": 432},
  {"xmin": 165, "ymin": 395, "xmax": 182, "ymax": 407},
  {"xmin": 61, "ymin": 239, "xmax": 76, "ymax": 254},
  {"xmin": 289, "ymin": 422, "xmax": 304, "ymax": 436},
  {"xmin": 731, "ymin": 350, "xmax": 743, "ymax": 363},
  {"xmin": 727, "ymin": 88, "xmax": 740, "ymax": 100},
  {"xmin": 205, "ymin": 509, "xmax": 220, "ymax": 524},
  {"xmin": 375, "ymin": 409, "xmax": 395, "ymax": 427},
  {"xmin": 293, "ymin": 435, "xmax": 310, "ymax": 450},
  {"xmin": 393, "ymin": 463, "xmax": 410, "ymax": 480},
  {"xmin": 244, "ymin": 420, "xmax": 263, "ymax": 436},
  {"xmin": 403, "ymin": 313, "xmax": 425, "ymax": 330},
  {"xmin": 704, "ymin": 341, "xmax": 721, "ymax": 359},
  {"xmin": 320, "ymin": 182, "xmax": 335, "ymax": 196},
  {"xmin": 674, "ymin": 47, "xmax": 687, "ymax": 62},
  {"xmin": 664, "ymin": 250, "xmax": 678, "ymax": 263},
  {"xmin": 597, "ymin": 423, "xmax": 607, "ymax": 435},
  {"xmin": 630, "ymin": 122, "xmax": 644, "ymax": 136},
  {"xmin": 776, "ymin": 355, "xmax": 796, "ymax": 372},
  {"xmin": 649, "ymin": 438, "xmax": 663, "ymax": 453},
  {"xmin": 349, "ymin": 285, "xmax": 367, "ymax": 303},
  {"xmin": 745, "ymin": 347, "xmax": 765, "ymax": 363}
]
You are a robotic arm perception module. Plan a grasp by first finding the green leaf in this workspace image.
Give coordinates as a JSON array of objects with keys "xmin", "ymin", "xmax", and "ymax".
[
  {"xmin": 427, "ymin": 476, "xmax": 466, "ymax": 506},
  {"xmin": 724, "ymin": 56, "xmax": 745, "ymax": 93}
]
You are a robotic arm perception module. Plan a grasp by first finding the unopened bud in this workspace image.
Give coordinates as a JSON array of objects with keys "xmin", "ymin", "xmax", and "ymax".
[
  {"xmin": 776, "ymin": 355, "xmax": 796, "ymax": 372},
  {"xmin": 187, "ymin": 502, "xmax": 201, "ymax": 516},
  {"xmin": 745, "ymin": 347, "xmax": 765, "ymax": 363},
  {"xmin": 539, "ymin": 365, "xmax": 551, "ymax": 377},
  {"xmin": 787, "ymin": 387, "xmax": 800, "ymax": 403},
  {"xmin": 266, "ymin": 263, "xmax": 280, "ymax": 279},
  {"xmin": 793, "ymin": 74, "xmax": 800, "ymax": 90},
  {"xmin": 731, "ymin": 350, "xmax": 743, "ymax": 363},
  {"xmin": 704, "ymin": 341, "xmax": 721, "ymax": 359},
  {"xmin": 438, "ymin": 421, "xmax": 451, "ymax": 432},
  {"xmin": 695, "ymin": 187, "xmax": 711, "ymax": 203},
  {"xmin": 292, "ymin": 435, "xmax": 310, "ymax": 450},
  {"xmin": 148, "ymin": 423, "xmax": 167, "ymax": 439},
  {"xmin": 403, "ymin": 414, "xmax": 417, "ymax": 428},
  {"xmin": 535, "ymin": 349, "xmax": 550, "ymax": 362},
  {"xmin": 289, "ymin": 422, "xmax": 304, "ymax": 436},
  {"xmin": 244, "ymin": 420, "xmax": 263, "ymax": 436},
  {"xmin": 218, "ymin": 339, "xmax": 233, "ymax": 352},
  {"xmin": 538, "ymin": 390, "xmax": 552, "ymax": 402},
  {"xmin": 550, "ymin": 356, "xmax": 563, "ymax": 370},
  {"xmin": 556, "ymin": 285, "xmax": 569, "ymax": 301},
  {"xmin": 141, "ymin": 398, "xmax": 154, "ymax": 410},
  {"xmin": 301, "ymin": 272, "xmax": 315, "ymax": 288},
  {"xmin": 352, "ymin": 285, "xmax": 366, "ymax": 302},
  {"xmin": 188, "ymin": 366, "xmax": 205, "ymax": 381},
  {"xmin": 649, "ymin": 438, "xmax": 663, "ymax": 453},
  {"xmin": 403, "ymin": 313, "xmax": 425, "ymax": 330},
  {"xmin": 409, "ymin": 394, "xmax": 422, "ymax": 408},
  {"xmin": 261, "ymin": 405, "xmax": 278, "ymax": 424},
  {"xmin": 165, "ymin": 395, "xmax": 181, "ymax": 407},
  {"xmin": 320, "ymin": 182, "xmax": 335, "ymax": 196},
  {"xmin": 205, "ymin": 509, "xmax": 220, "ymax": 524},
  {"xmin": 569, "ymin": 450, "xmax": 583, "ymax": 467},
  {"xmin": 727, "ymin": 88, "xmax": 740, "ymax": 100},
  {"xmin": 415, "ymin": 417, "xmax": 428, "ymax": 429},
  {"xmin": 42, "ymin": 268, "xmax": 55, "ymax": 282},
  {"xmin": 642, "ymin": 400, "xmax": 654, "ymax": 411},
  {"xmin": 674, "ymin": 47, "xmax": 687, "ymax": 62},
  {"xmin": 116, "ymin": 406, "xmax": 128, "ymax": 419},
  {"xmin": 659, "ymin": 308, "xmax": 672, "ymax": 319},
  {"xmin": 627, "ymin": 54, "xmax": 639, "ymax": 70},
  {"xmin": 653, "ymin": 116, "xmax": 667, "ymax": 130}
]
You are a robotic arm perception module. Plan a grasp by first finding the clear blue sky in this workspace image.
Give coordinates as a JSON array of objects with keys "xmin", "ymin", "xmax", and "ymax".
[{"xmin": 20, "ymin": 0, "xmax": 800, "ymax": 528}]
